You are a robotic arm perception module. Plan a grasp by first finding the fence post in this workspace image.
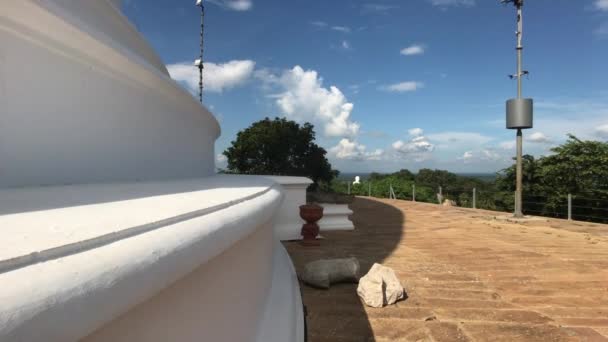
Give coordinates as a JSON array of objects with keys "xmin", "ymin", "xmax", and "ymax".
[
  {"xmin": 438, "ymin": 186, "xmax": 443, "ymax": 204},
  {"xmin": 473, "ymin": 188, "xmax": 477, "ymax": 209},
  {"xmin": 347, "ymin": 181, "xmax": 351, "ymax": 195},
  {"xmin": 568, "ymin": 193, "xmax": 572, "ymax": 221},
  {"xmin": 368, "ymin": 183, "xmax": 371, "ymax": 197},
  {"xmin": 412, "ymin": 184, "xmax": 416, "ymax": 202}
]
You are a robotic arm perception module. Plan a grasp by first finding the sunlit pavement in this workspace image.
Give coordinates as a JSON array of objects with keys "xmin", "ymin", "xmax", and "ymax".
[{"xmin": 284, "ymin": 197, "xmax": 608, "ymax": 342}]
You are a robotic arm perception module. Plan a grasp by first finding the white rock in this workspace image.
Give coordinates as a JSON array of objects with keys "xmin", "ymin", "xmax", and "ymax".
[
  {"xmin": 301, "ymin": 258, "xmax": 360, "ymax": 289},
  {"xmin": 442, "ymin": 199, "xmax": 456, "ymax": 207},
  {"xmin": 357, "ymin": 263, "xmax": 405, "ymax": 308}
]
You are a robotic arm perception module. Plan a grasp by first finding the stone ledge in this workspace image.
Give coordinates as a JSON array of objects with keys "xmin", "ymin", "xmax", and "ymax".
[{"xmin": 0, "ymin": 175, "xmax": 284, "ymax": 341}]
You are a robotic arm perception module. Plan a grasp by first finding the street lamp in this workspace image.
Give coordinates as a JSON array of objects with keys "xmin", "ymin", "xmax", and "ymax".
[
  {"xmin": 502, "ymin": 0, "xmax": 533, "ymax": 218},
  {"xmin": 195, "ymin": 0, "xmax": 205, "ymax": 103}
]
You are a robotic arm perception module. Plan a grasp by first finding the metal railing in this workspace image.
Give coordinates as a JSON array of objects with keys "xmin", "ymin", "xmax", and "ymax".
[{"xmin": 338, "ymin": 182, "xmax": 608, "ymax": 224}]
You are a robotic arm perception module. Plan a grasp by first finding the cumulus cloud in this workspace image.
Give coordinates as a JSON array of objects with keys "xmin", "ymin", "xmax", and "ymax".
[
  {"xmin": 400, "ymin": 44, "xmax": 425, "ymax": 56},
  {"xmin": 596, "ymin": 124, "xmax": 608, "ymax": 138},
  {"xmin": 330, "ymin": 139, "xmax": 384, "ymax": 161},
  {"xmin": 426, "ymin": 131, "xmax": 493, "ymax": 148},
  {"xmin": 408, "ymin": 128, "xmax": 424, "ymax": 137},
  {"xmin": 382, "ymin": 81, "xmax": 424, "ymax": 93},
  {"xmin": 310, "ymin": 21, "xmax": 328, "ymax": 28},
  {"xmin": 257, "ymin": 66, "xmax": 360, "ymax": 137},
  {"xmin": 167, "ymin": 60, "xmax": 255, "ymax": 93},
  {"xmin": 392, "ymin": 128, "xmax": 435, "ymax": 161},
  {"xmin": 207, "ymin": 0, "xmax": 252, "ymax": 11},
  {"xmin": 459, "ymin": 151, "xmax": 474, "ymax": 163},
  {"xmin": 332, "ymin": 26, "xmax": 351, "ymax": 33},
  {"xmin": 429, "ymin": 0, "xmax": 475, "ymax": 7},
  {"xmin": 481, "ymin": 149, "xmax": 502, "ymax": 161},
  {"xmin": 527, "ymin": 132, "xmax": 551, "ymax": 144},
  {"xmin": 458, "ymin": 148, "xmax": 505, "ymax": 164},
  {"xmin": 499, "ymin": 140, "xmax": 516, "ymax": 150},
  {"xmin": 342, "ymin": 40, "xmax": 352, "ymax": 50},
  {"xmin": 362, "ymin": 3, "xmax": 398, "ymax": 13},
  {"xmin": 216, "ymin": 154, "xmax": 227, "ymax": 164},
  {"xmin": 595, "ymin": 0, "xmax": 608, "ymax": 11}
]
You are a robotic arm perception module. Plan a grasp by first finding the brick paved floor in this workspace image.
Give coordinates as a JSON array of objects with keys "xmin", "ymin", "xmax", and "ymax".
[{"xmin": 284, "ymin": 197, "xmax": 608, "ymax": 342}]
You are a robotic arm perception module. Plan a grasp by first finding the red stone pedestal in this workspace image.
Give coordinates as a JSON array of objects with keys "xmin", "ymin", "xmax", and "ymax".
[{"xmin": 299, "ymin": 204, "xmax": 323, "ymax": 246}]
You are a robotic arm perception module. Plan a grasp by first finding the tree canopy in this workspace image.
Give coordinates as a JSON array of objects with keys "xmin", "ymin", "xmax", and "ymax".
[
  {"xmin": 223, "ymin": 117, "xmax": 338, "ymax": 187},
  {"xmin": 496, "ymin": 135, "xmax": 608, "ymax": 196}
]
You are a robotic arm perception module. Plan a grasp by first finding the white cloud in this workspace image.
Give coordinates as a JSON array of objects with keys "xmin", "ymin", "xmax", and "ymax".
[
  {"xmin": 257, "ymin": 66, "xmax": 360, "ymax": 137},
  {"xmin": 310, "ymin": 21, "xmax": 328, "ymax": 28},
  {"xmin": 595, "ymin": 0, "xmax": 608, "ymax": 11},
  {"xmin": 459, "ymin": 151, "xmax": 474, "ymax": 163},
  {"xmin": 216, "ymin": 154, "xmax": 227, "ymax": 164},
  {"xmin": 208, "ymin": 0, "xmax": 252, "ymax": 11},
  {"xmin": 330, "ymin": 139, "xmax": 384, "ymax": 161},
  {"xmin": 409, "ymin": 128, "xmax": 424, "ymax": 137},
  {"xmin": 382, "ymin": 81, "xmax": 424, "ymax": 93},
  {"xmin": 342, "ymin": 40, "xmax": 352, "ymax": 50},
  {"xmin": 499, "ymin": 140, "xmax": 516, "ymax": 150},
  {"xmin": 527, "ymin": 132, "xmax": 551, "ymax": 144},
  {"xmin": 596, "ymin": 124, "xmax": 608, "ymax": 138},
  {"xmin": 534, "ymin": 98, "xmax": 608, "ymax": 141},
  {"xmin": 459, "ymin": 148, "xmax": 505, "ymax": 164},
  {"xmin": 427, "ymin": 131, "xmax": 493, "ymax": 147},
  {"xmin": 481, "ymin": 149, "xmax": 501, "ymax": 161},
  {"xmin": 429, "ymin": 0, "xmax": 475, "ymax": 7},
  {"xmin": 392, "ymin": 131, "xmax": 435, "ymax": 162},
  {"xmin": 332, "ymin": 26, "xmax": 351, "ymax": 33},
  {"xmin": 362, "ymin": 3, "xmax": 398, "ymax": 13},
  {"xmin": 167, "ymin": 60, "xmax": 255, "ymax": 93},
  {"xmin": 400, "ymin": 44, "xmax": 425, "ymax": 56}
]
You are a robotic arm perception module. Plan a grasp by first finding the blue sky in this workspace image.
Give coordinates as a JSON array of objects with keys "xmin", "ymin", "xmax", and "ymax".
[{"xmin": 123, "ymin": 0, "xmax": 608, "ymax": 173}]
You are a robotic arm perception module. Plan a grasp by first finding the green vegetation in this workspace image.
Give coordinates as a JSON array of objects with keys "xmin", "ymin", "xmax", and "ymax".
[
  {"xmin": 223, "ymin": 118, "xmax": 338, "ymax": 189},
  {"xmin": 331, "ymin": 136, "xmax": 608, "ymax": 223}
]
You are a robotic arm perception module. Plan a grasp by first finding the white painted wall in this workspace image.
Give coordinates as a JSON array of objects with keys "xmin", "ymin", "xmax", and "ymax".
[
  {"xmin": 0, "ymin": 177, "xmax": 304, "ymax": 342},
  {"xmin": 265, "ymin": 176, "xmax": 313, "ymax": 241},
  {"xmin": 0, "ymin": 1, "xmax": 220, "ymax": 188},
  {"xmin": 0, "ymin": 2, "xmax": 306, "ymax": 341},
  {"xmin": 319, "ymin": 204, "xmax": 354, "ymax": 231},
  {"xmin": 83, "ymin": 222, "xmax": 277, "ymax": 342}
]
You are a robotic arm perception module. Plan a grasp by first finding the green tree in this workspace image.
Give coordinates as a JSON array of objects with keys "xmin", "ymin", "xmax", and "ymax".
[
  {"xmin": 539, "ymin": 135, "xmax": 608, "ymax": 195},
  {"xmin": 495, "ymin": 154, "xmax": 543, "ymax": 194},
  {"xmin": 415, "ymin": 169, "xmax": 458, "ymax": 189},
  {"xmin": 223, "ymin": 118, "xmax": 338, "ymax": 187},
  {"xmin": 497, "ymin": 135, "xmax": 608, "ymax": 220}
]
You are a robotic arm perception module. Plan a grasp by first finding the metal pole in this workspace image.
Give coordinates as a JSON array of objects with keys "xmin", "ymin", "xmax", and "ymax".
[
  {"xmin": 368, "ymin": 183, "xmax": 371, "ymax": 197},
  {"xmin": 438, "ymin": 186, "xmax": 443, "ymax": 204},
  {"xmin": 515, "ymin": 129, "xmax": 523, "ymax": 217},
  {"xmin": 513, "ymin": 0, "xmax": 524, "ymax": 218},
  {"xmin": 473, "ymin": 188, "xmax": 477, "ymax": 209},
  {"xmin": 568, "ymin": 194, "xmax": 572, "ymax": 221},
  {"xmin": 347, "ymin": 182, "xmax": 351, "ymax": 195},
  {"xmin": 412, "ymin": 184, "xmax": 416, "ymax": 202},
  {"xmin": 196, "ymin": 0, "xmax": 205, "ymax": 103}
]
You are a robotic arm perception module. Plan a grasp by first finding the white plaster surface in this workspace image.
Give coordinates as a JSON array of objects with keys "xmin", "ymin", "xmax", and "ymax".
[
  {"xmin": 319, "ymin": 204, "xmax": 355, "ymax": 231},
  {"xmin": 0, "ymin": 0, "xmax": 219, "ymax": 188},
  {"xmin": 0, "ymin": 2, "xmax": 306, "ymax": 341},
  {"xmin": 0, "ymin": 176, "xmax": 291, "ymax": 341},
  {"xmin": 0, "ymin": 176, "xmax": 274, "ymax": 268},
  {"xmin": 264, "ymin": 176, "xmax": 313, "ymax": 241}
]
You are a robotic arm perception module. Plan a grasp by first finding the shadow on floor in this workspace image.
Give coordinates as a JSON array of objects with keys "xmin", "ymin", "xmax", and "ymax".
[{"xmin": 283, "ymin": 197, "xmax": 405, "ymax": 342}]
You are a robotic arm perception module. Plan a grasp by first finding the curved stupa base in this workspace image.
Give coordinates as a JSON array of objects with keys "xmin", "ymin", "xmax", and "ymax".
[{"xmin": 0, "ymin": 1, "xmax": 304, "ymax": 341}]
